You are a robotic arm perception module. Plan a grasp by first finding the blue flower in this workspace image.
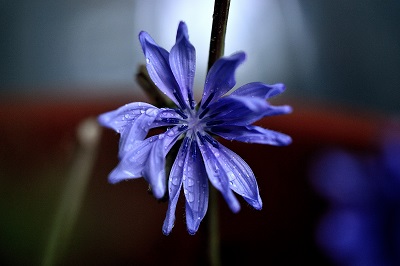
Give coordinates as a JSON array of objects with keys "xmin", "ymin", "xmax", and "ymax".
[
  {"xmin": 310, "ymin": 135, "xmax": 400, "ymax": 266},
  {"xmin": 98, "ymin": 21, "xmax": 292, "ymax": 235}
]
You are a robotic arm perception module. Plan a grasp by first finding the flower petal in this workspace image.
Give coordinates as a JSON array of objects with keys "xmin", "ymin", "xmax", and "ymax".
[
  {"xmin": 108, "ymin": 135, "xmax": 159, "ymax": 184},
  {"xmin": 231, "ymin": 82, "xmax": 286, "ymax": 99},
  {"xmin": 139, "ymin": 31, "xmax": 185, "ymax": 108},
  {"xmin": 152, "ymin": 108, "xmax": 186, "ymax": 127},
  {"xmin": 197, "ymin": 133, "xmax": 240, "ymax": 213},
  {"xmin": 216, "ymin": 144, "xmax": 262, "ymax": 209},
  {"xmin": 183, "ymin": 140, "xmax": 209, "ymax": 235},
  {"xmin": 143, "ymin": 126, "xmax": 182, "ymax": 198},
  {"xmin": 210, "ymin": 125, "xmax": 292, "ymax": 146},
  {"xmin": 98, "ymin": 102, "xmax": 157, "ymax": 133},
  {"xmin": 204, "ymin": 95, "xmax": 292, "ymax": 126},
  {"xmin": 200, "ymin": 52, "xmax": 246, "ymax": 109},
  {"xmin": 169, "ymin": 21, "xmax": 196, "ymax": 109},
  {"xmin": 98, "ymin": 103, "xmax": 160, "ymax": 157},
  {"xmin": 162, "ymin": 137, "xmax": 189, "ymax": 235}
]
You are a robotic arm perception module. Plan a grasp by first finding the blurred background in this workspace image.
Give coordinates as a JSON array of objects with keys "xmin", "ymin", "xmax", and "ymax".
[{"xmin": 1, "ymin": 0, "xmax": 400, "ymax": 265}]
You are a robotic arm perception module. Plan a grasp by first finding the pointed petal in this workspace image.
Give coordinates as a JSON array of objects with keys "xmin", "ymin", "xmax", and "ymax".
[
  {"xmin": 170, "ymin": 21, "xmax": 196, "ymax": 109},
  {"xmin": 232, "ymin": 82, "xmax": 286, "ymax": 99},
  {"xmin": 183, "ymin": 140, "xmax": 209, "ymax": 235},
  {"xmin": 204, "ymin": 95, "xmax": 292, "ymax": 126},
  {"xmin": 139, "ymin": 31, "xmax": 185, "ymax": 108},
  {"xmin": 210, "ymin": 125, "xmax": 292, "ymax": 146},
  {"xmin": 162, "ymin": 137, "xmax": 189, "ymax": 235},
  {"xmin": 197, "ymin": 133, "xmax": 240, "ymax": 213},
  {"xmin": 202, "ymin": 96, "xmax": 266, "ymax": 126},
  {"xmin": 98, "ymin": 102, "xmax": 157, "ymax": 133},
  {"xmin": 98, "ymin": 103, "xmax": 160, "ymax": 157},
  {"xmin": 108, "ymin": 135, "xmax": 159, "ymax": 184},
  {"xmin": 200, "ymin": 52, "xmax": 246, "ymax": 109},
  {"xmin": 216, "ymin": 144, "xmax": 262, "ymax": 209},
  {"xmin": 143, "ymin": 126, "xmax": 182, "ymax": 198}
]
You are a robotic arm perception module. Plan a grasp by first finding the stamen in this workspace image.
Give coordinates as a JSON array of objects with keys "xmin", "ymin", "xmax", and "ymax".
[
  {"xmin": 173, "ymin": 91, "xmax": 187, "ymax": 110},
  {"xmin": 188, "ymin": 93, "xmax": 196, "ymax": 110},
  {"xmin": 196, "ymin": 132, "xmax": 219, "ymax": 148},
  {"xmin": 203, "ymin": 134, "xmax": 219, "ymax": 148},
  {"xmin": 175, "ymin": 108, "xmax": 188, "ymax": 119},
  {"xmin": 200, "ymin": 91, "xmax": 215, "ymax": 109},
  {"xmin": 196, "ymin": 131, "xmax": 205, "ymax": 144},
  {"xmin": 198, "ymin": 107, "xmax": 210, "ymax": 119},
  {"xmin": 178, "ymin": 124, "xmax": 189, "ymax": 131},
  {"xmin": 181, "ymin": 137, "xmax": 190, "ymax": 155},
  {"xmin": 190, "ymin": 140, "xmax": 198, "ymax": 160},
  {"xmin": 161, "ymin": 118, "xmax": 181, "ymax": 124}
]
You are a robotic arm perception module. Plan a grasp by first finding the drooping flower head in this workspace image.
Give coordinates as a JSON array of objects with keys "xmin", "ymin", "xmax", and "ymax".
[{"xmin": 98, "ymin": 21, "xmax": 292, "ymax": 235}]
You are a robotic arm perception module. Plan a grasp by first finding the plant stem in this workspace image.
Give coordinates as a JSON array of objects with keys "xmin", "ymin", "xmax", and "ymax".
[
  {"xmin": 207, "ymin": 0, "xmax": 231, "ymax": 72},
  {"xmin": 207, "ymin": 1, "xmax": 231, "ymax": 266},
  {"xmin": 42, "ymin": 118, "xmax": 101, "ymax": 266}
]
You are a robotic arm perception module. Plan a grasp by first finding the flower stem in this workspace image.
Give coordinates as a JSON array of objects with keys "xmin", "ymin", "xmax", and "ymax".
[
  {"xmin": 42, "ymin": 118, "xmax": 101, "ymax": 266},
  {"xmin": 207, "ymin": 0, "xmax": 231, "ymax": 72},
  {"xmin": 207, "ymin": 1, "xmax": 231, "ymax": 266}
]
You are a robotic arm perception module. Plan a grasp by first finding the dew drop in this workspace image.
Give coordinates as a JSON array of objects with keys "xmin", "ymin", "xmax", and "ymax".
[
  {"xmin": 227, "ymin": 171, "xmax": 235, "ymax": 179},
  {"xmin": 126, "ymin": 144, "xmax": 133, "ymax": 151},
  {"xmin": 145, "ymin": 109, "xmax": 156, "ymax": 116},
  {"xmin": 171, "ymin": 176, "xmax": 180, "ymax": 186},
  {"xmin": 187, "ymin": 192, "xmax": 195, "ymax": 202},
  {"xmin": 146, "ymin": 58, "xmax": 150, "ymax": 64},
  {"xmin": 167, "ymin": 130, "xmax": 175, "ymax": 137},
  {"xmin": 187, "ymin": 178, "xmax": 194, "ymax": 187}
]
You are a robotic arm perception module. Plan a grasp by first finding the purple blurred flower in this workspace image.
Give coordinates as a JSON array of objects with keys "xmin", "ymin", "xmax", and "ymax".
[
  {"xmin": 99, "ymin": 21, "xmax": 292, "ymax": 235},
  {"xmin": 310, "ymin": 136, "xmax": 400, "ymax": 266}
]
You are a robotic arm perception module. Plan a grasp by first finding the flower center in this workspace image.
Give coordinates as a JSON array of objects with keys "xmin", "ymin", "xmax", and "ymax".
[{"xmin": 185, "ymin": 109, "xmax": 204, "ymax": 133}]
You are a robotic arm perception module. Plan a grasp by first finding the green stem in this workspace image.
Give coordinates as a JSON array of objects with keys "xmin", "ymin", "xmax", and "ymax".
[
  {"xmin": 207, "ymin": 1, "xmax": 231, "ymax": 266},
  {"xmin": 42, "ymin": 118, "xmax": 101, "ymax": 266}
]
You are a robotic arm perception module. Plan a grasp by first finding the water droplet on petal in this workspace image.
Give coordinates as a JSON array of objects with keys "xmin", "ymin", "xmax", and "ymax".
[
  {"xmin": 145, "ymin": 109, "xmax": 156, "ymax": 116},
  {"xmin": 171, "ymin": 176, "xmax": 180, "ymax": 186},
  {"xmin": 187, "ymin": 192, "xmax": 194, "ymax": 202},
  {"xmin": 167, "ymin": 130, "xmax": 175, "ymax": 137},
  {"xmin": 146, "ymin": 58, "xmax": 150, "ymax": 64},
  {"xmin": 187, "ymin": 178, "xmax": 194, "ymax": 187}
]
